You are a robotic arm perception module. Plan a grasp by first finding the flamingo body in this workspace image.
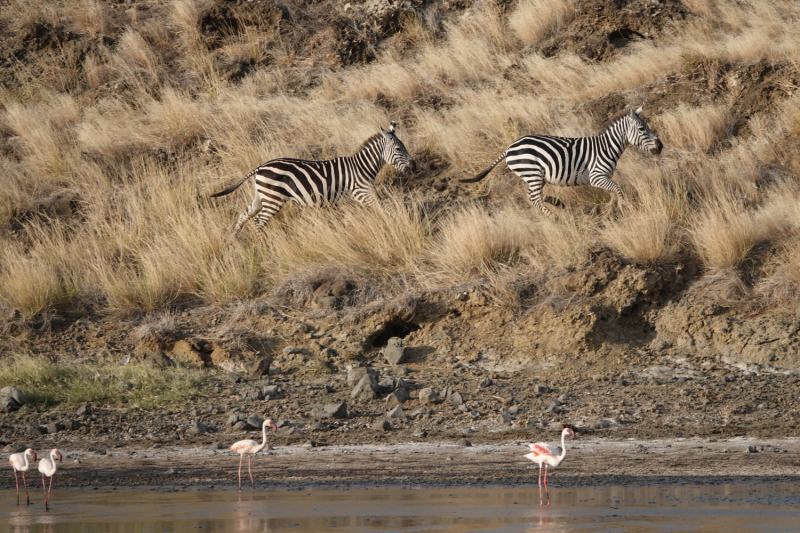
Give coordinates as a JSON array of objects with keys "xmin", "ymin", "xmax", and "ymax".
[
  {"xmin": 9, "ymin": 448, "xmax": 37, "ymax": 505},
  {"xmin": 524, "ymin": 427, "xmax": 575, "ymax": 506},
  {"xmin": 38, "ymin": 449, "xmax": 62, "ymax": 511},
  {"xmin": 230, "ymin": 418, "xmax": 276, "ymax": 492}
]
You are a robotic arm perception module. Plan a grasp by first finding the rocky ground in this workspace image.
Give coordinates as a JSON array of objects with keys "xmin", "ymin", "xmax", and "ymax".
[{"xmin": 2, "ymin": 263, "xmax": 800, "ymax": 488}]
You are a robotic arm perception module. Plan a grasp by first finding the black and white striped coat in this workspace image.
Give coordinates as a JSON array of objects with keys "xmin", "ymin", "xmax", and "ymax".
[
  {"xmin": 461, "ymin": 107, "xmax": 663, "ymax": 218},
  {"xmin": 212, "ymin": 123, "xmax": 415, "ymax": 236}
]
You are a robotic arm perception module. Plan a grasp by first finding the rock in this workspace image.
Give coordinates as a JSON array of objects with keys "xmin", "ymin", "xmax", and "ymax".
[
  {"xmin": 394, "ymin": 364, "xmax": 409, "ymax": 376},
  {"xmin": 448, "ymin": 392, "xmax": 464, "ymax": 406},
  {"xmin": 226, "ymin": 414, "xmax": 242, "ymax": 427},
  {"xmin": 418, "ymin": 388, "xmax": 440, "ymax": 405},
  {"xmin": 76, "ymin": 403, "xmax": 92, "ymax": 416},
  {"xmin": 385, "ymin": 387, "xmax": 410, "ymax": 405},
  {"xmin": 226, "ymin": 372, "xmax": 242, "ymax": 383},
  {"xmin": 246, "ymin": 414, "xmax": 264, "ymax": 429},
  {"xmin": 45, "ymin": 422, "xmax": 64, "ymax": 434},
  {"xmin": 324, "ymin": 402, "xmax": 348, "ymax": 419},
  {"xmin": 188, "ymin": 421, "xmax": 207, "ymax": 435},
  {"xmin": 457, "ymin": 438, "xmax": 472, "ymax": 447},
  {"xmin": 116, "ymin": 381, "xmax": 134, "ymax": 391},
  {"xmin": 263, "ymin": 385, "xmax": 281, "ymax": 399},
  {"xmin": 211, "ymin": 442, "xmax": 224, "ymax": 450},
  {"xmin": 248, "ymin": 358, "xmax": 271, "ymax": 378},
  {"xmin": 412, "ymin": 428, "xmax": 427, "ymax": 438},
  {"xmin": 61, "ymin": 419, "xmax": 80, "ymax": 431},
  {"xmin": 94, "ymin": 449, "xmax": 107, "ymax": 455},
  {"xmin": 282, "ymin": 346, "xmax": 302, "ymax": 356},
  {"xmin": 232, "ymin": 421, "xmax": 248, "ymax": 431},
  {"xmin": 508, "ymin": 405, "xmax": 520, "ymax": 415},
  {"xmin": 309, "ymin": 422, "xmax": 324, "ymax": 431},
  {"xmin": 410, "ymin": 407, "xmax": 430, "ymax": 418},
  {"xmin": 350, "ymin": 374, "xmax": 378, "ymax": 400},
  {"xmin": 501, "ymin": 407, "xmax": 512, "ymax": 424},
  {"xmin": 373, "ymin": 419, "xmax": 392, "ymax": 431},
  {"xmin": 0, "ymin": 386, "xmax": 28, "ymax": 406},
  {"xmin": 347, "ymin": 366, "xmax": 378, "ymax": 387},
  {"xmin": 478, "ymin": 378, "xmax": 493, "ymax": 388},
  {"xmin": 27, "ymin": 425, "xmax": 45, "ymax": 436},
  {"xmin": 387, "ymin": 405, "xmax": 405, "ymax": 419},
  {"xmin": 295, "ymin": 323, "xmax": 313, "ymax": 334},
  {"xmin": 747, "ymin": 445, "xmax": 759, "ymax": 453},
  {"xmin": 0, "ymin": 395, "xmax": 18, "ymax": 413},
  {"xmin": 383, "ymin": 337, "xmax": 405, "ymax": 365},
  {"xmin": 377, "ymin": 377, "xmax": 396, "ymax": 393},
  {"xmin": 240, "ymin": 388, "xmax": 264, "ymax": 401},
  {"xmin": 534, "ymin": 383, "xmax": 551, "ymax": 394}
]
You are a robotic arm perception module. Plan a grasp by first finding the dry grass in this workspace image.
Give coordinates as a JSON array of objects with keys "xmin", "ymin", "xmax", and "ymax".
[
  {"xmin": 2, "ymin": 0, "xmax": 800, "ymax": 319},
  {"xmin": 508, "ymin": 0, "xmax": 576, "ymax": 46}
]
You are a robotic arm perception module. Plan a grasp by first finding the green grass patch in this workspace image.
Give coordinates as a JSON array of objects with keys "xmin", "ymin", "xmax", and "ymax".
[{"xmin": 0, "ymin": 354, "xmax": 211, "ymax": 409}]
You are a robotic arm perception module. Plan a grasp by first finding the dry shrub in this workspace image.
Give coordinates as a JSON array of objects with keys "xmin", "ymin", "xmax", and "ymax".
[
  {"xmin": 429, "ymin": 203, "xmax": 536, "ymax": 281},
  {"xmin": 602, "ymin": 166, "xmax": 686, "ymax": 265},
  {"xmin": 654, "ymin": 104, "xmax": 732, "ymax": 154},
  {"xmin": 266, "ymin": 189, "xmax": 430, "ymax": 280},
  {"xmin": 508, "ymin": 0, "xmax": 576, "ymax": 46},
  {"xmin": 65, "ymin": 0, "xmax": 108, "ymax": 36},
  {"xmin": 690, "ymin": 189, "xmax": 758, "ymax": 271},
  {"xmin": 3, "ymin": 93, "xmax": 81, "ymax": 175}
]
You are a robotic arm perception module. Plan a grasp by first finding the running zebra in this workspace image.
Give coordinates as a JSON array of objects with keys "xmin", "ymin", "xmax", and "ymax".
[
  {"xmin": 461, "ymin": 106, "xmax": 663, "ymax": 218},
  {"xmin": 212, "ymin": 122, "xmax": 415, "ymax": 236}
]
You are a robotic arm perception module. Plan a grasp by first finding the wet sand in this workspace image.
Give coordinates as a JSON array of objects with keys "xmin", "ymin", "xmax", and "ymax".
[{"xmin": 13, "ymin": 436, "xmax": 800, "ymax": 490}]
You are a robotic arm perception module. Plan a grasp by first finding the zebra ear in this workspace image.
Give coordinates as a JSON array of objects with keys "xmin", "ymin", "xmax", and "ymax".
[
  {"xmin": 635, "ymin": 105, "xmax": 643, "ymax": 116},
  {"xmin": 388, "ymin": 121, "xmax": 397, "ymax": 134}
]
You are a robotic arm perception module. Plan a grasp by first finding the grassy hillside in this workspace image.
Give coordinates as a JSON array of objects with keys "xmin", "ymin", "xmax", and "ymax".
[{"xmin": 1, "ymin": 0, "xmax": 799, "ymax": 323}]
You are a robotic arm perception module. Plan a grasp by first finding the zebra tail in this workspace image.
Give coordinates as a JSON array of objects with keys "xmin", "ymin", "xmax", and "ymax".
[
  {"xmin": 210, "ymin": 168, "xmax": 258, "ymax": 198},
  {"xmin": 459, "ymin": 151, "xmax": 507, "ymax": 183}
]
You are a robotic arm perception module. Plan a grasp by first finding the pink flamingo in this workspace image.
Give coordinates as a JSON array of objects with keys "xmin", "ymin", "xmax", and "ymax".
[
  {"xmin": 38, "ymin": 449, "xmax": 62, "ymax": 511},
  {"xmin": 524, "ymin": 427, "xmax": 575, "ymax": 506},
  {"xmin": 9, "ymin": 448, "xmax": 37, "ymax": 506},
  {"xmin": 229, "ymin": 419, "xmax": 277, "ymax": 492}
]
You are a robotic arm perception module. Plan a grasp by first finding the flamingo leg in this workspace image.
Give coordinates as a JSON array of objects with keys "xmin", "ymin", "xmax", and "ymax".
[
  {"xmin": 47, "ymin": 474, "xmax": 54, "ymax": 511},
  {"xmin": 538, "ymin": 464, "xmax": 543, "ymax": 507},
  {"xmin": 544, "ymin": 466, "xmax": 550, "ymax": 506},
  {"xmin": 247, "ymin": 455, "xmax": 255, "ymax": 492},
  {"xmin": 237, "ymin": 454, "xmax": 244, "ymax": 492},
  {"xmin": 14, "ymin": 469, "xmax": 20, "ymax": 506},
  {"xmin": 23, "ymin": 471, "xmax": 29, "ymax": 505}
]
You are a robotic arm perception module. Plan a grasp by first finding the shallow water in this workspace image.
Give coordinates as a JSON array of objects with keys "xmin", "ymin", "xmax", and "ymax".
[{"xmin": 3, "ymin": 482, "xmax": 799, "ymax": 533}]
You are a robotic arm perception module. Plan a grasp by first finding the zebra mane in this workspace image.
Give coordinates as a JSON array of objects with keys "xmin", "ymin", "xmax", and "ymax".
[
  {"xmin": 601, "ymin": 112, "xmax": 630, "ymax": 131},
  {"xmin": 354, "ymin": 131, "xmax": 385, "ymax": 154}
]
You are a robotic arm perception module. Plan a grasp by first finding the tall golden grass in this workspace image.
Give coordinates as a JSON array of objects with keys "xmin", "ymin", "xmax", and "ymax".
[{"xmin": 2, "ymin": 0, "xmax": 800, "ymax": 319}]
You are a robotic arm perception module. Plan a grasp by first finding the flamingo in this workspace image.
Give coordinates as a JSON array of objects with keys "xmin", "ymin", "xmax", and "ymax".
[
  {"xmin": 38, "ymin": 449, "xmax": 62, "ymax": 511},
  {"xmin": 524, "ymin": 427, "xmax": 575, "ymax": 506},
  {"xmin": 229, "ymin": 418, "xmax": 277, "ymax": 492},
  {"xmin": 9, "ymin": 448, "xmax": 37, "ymax": 506}
]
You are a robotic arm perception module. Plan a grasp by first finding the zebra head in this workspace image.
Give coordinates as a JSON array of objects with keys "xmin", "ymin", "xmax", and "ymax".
[
  {"xmin": 623, "ymin": 106, "xmax": 663, "ymax": 155},
  {"xmin": 380, "ymin": 122, "xmax": 416, "ymax": 172}
]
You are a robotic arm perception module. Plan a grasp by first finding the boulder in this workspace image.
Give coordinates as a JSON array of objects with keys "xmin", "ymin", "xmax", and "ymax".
[
  {"xmin": 324, "ymin": 402, "xmax": 348, "ymax": 419},
  {"xmin": 387, "ymin": 405, "xmax": 405, "ymax": 419},
  {"xmin": 383, "ymin": 337, "xmax": 405, "ymax": 365},
  {"xmin": 188, "ymin": 421, "xmax": 207, "ymax": 435},
  {"xmin": 351, "ymin": 374, "xmax": 378, "ymax": 400},
  {"xmin": 1, "ymin": 386, "xmax": 28, "ymax": 406},
  {"xmin": 385, "ymin": 387, "xmax": 409, "ymax": 405},
  {"xmin": 418, "ymin": 388, "xmax": 440, "ymax": 405},
  {"xmin": 347, "ymin": 366, "xmax": 378, "ymax": 387},
  {"xmin": 248, "ymin": 358, "xmax": 271, "ymax": 378}
]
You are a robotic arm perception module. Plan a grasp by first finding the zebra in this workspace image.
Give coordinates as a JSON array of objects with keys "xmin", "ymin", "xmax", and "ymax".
[
  {"xmin": 211, "ymin": 122, "xmax": 415, "ymax": 236},
  {"xmin": 460, "ymin": 106, "xmax": 663, "ymax": 218}
]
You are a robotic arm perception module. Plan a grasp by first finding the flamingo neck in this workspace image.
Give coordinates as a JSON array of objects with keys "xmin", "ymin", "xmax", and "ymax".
[
  {"xmin": 557, "ymin": 432, "xmax": 569, "ymax": 462},
  {"xmin": 257, "ymin": 424, "xmax": 269, "ymax": 452},
  {"xmin": 50, "ymin": 451, "xmax": 60, "ymax": 470}
]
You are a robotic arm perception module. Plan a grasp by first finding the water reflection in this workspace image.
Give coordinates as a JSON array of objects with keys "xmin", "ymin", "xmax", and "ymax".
[{"xmin": 2, "ymin": 482, "xmax": 800, "ymax": 533}]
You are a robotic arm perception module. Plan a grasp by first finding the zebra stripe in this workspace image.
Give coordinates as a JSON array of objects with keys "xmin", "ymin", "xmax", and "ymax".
[
  {"xmin": 212, "ymin": 122, "xmax": 415, "ymax": 236},
  {"xmin": 461, "ymin": 106, "xmax": 663, "ymax": 218}
]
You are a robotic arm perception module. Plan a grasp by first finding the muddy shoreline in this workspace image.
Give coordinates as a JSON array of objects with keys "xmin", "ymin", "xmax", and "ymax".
[{"xmin": 4, "ymin": 438, "xmax": 799, "ymax": 490}]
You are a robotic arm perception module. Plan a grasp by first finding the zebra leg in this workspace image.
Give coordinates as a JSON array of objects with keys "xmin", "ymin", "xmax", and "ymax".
[
  {"xmin": 252, "ymin": 197, "xmax": 285, "ymax": 232},
  {"xmin": 589, "ymin": 175, "xmax": 625, "ymax": 215},
  {"xmin": 524, "ymin": 177, "xmax": 555, "ymax": 219},
  {"xmin": 351, "ymin": 187, "xmax": 380, "ymax": 208},
  {"xmin": 231, "ymin": 195, "xmax": 262, "ymax": 238}
]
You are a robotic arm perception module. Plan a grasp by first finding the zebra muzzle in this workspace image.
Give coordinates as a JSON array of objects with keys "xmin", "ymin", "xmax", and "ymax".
[{"xmin": 651, "ymin": 139, "xmax": 663, "ymax": 155}]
